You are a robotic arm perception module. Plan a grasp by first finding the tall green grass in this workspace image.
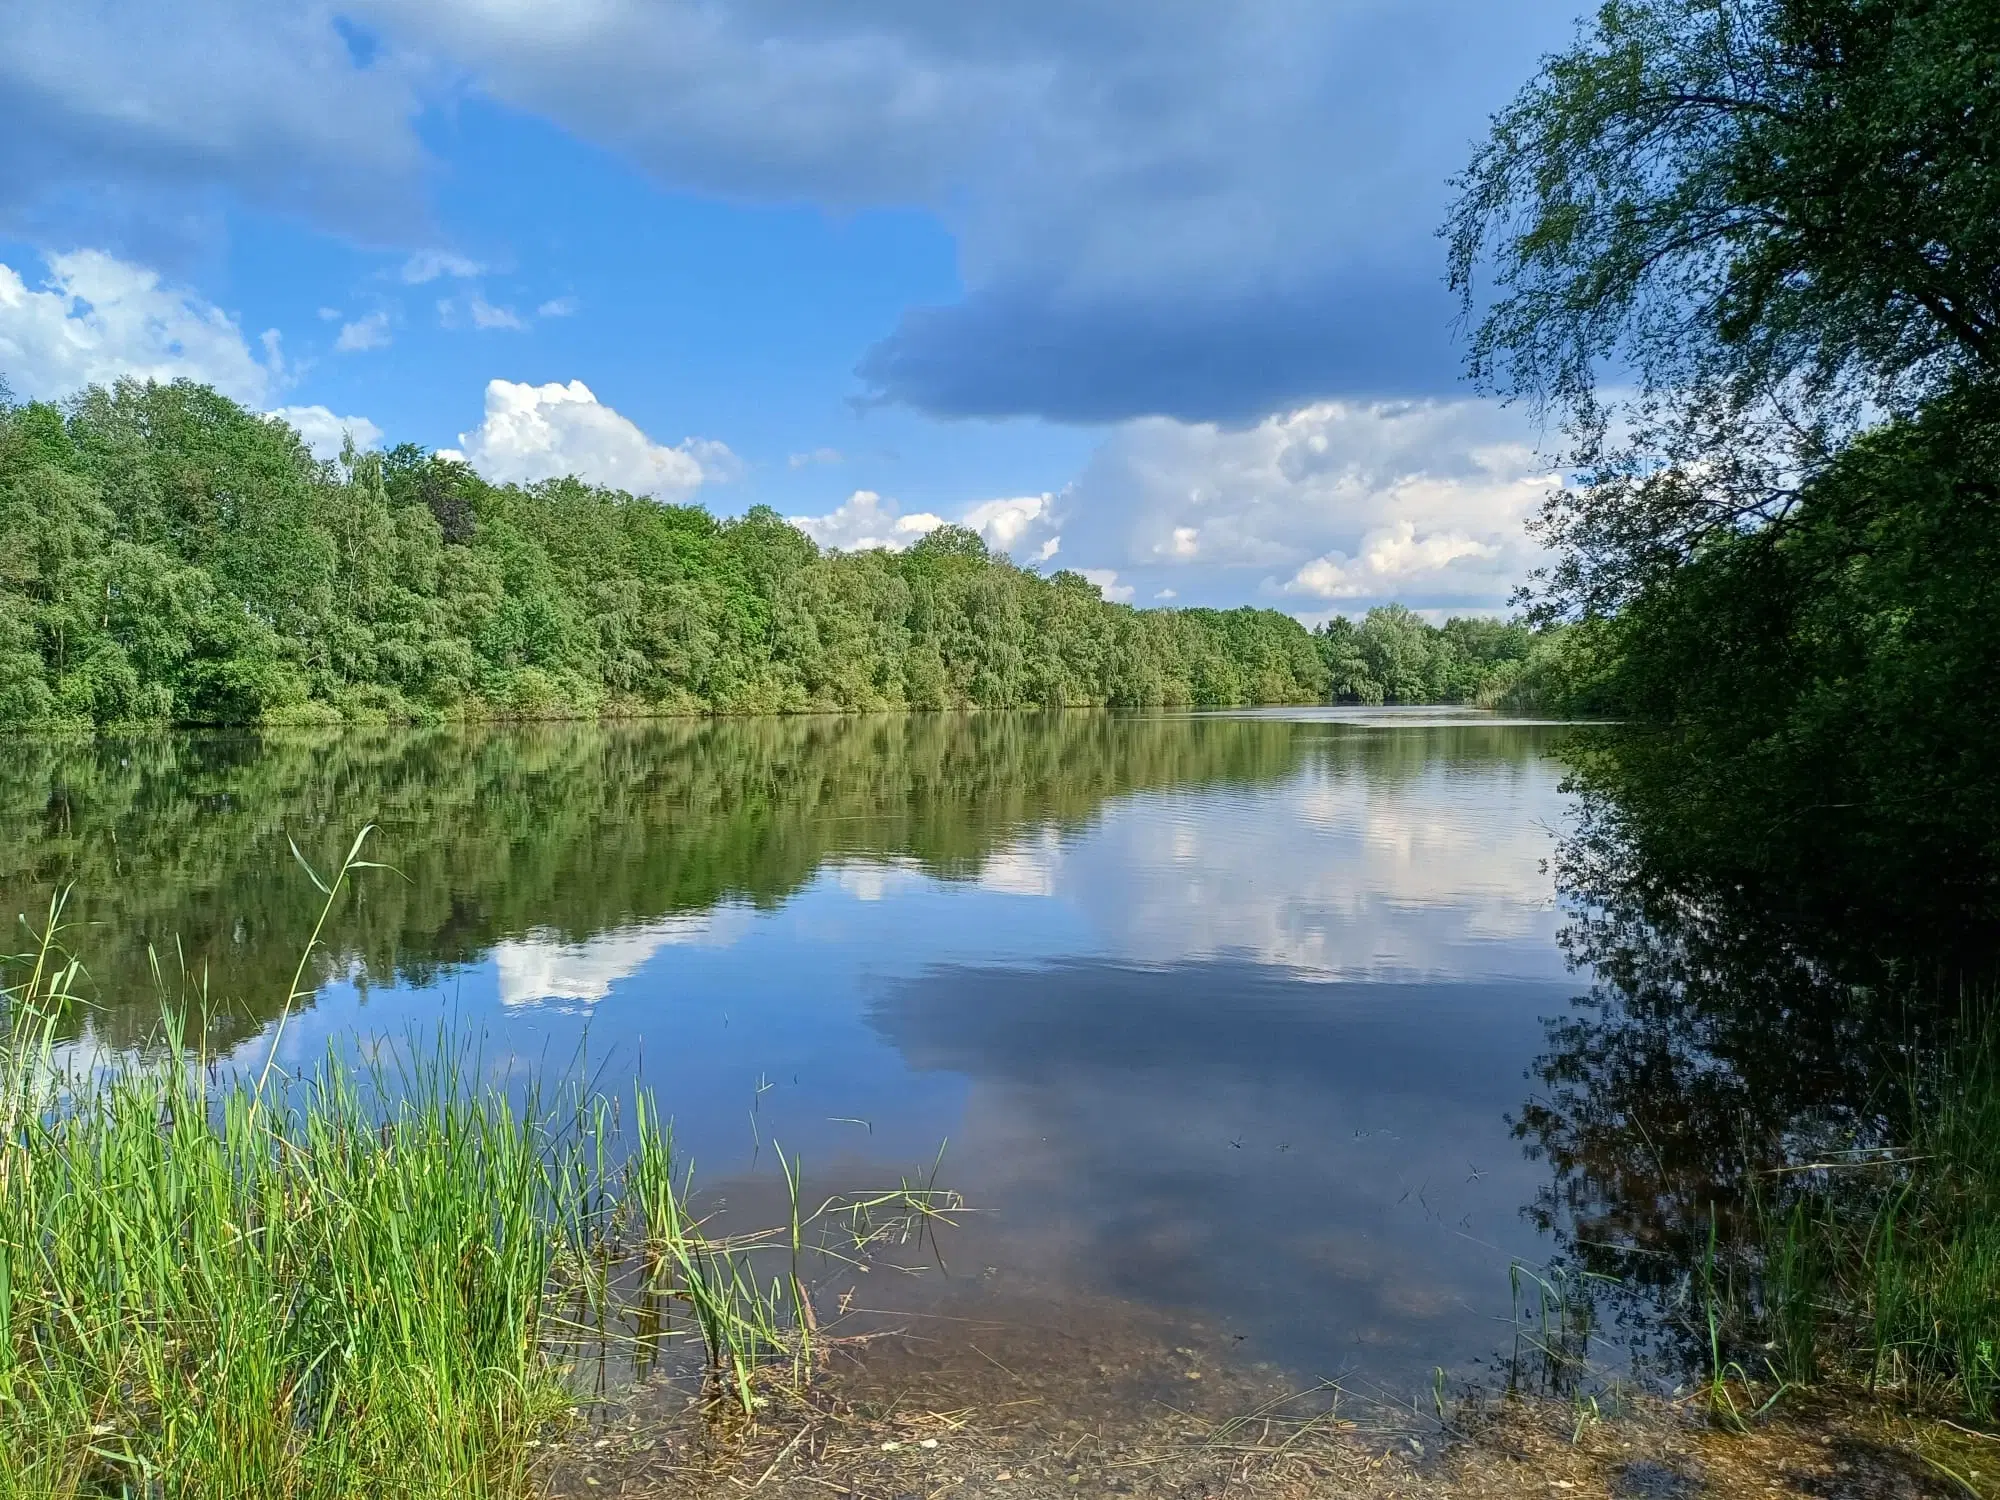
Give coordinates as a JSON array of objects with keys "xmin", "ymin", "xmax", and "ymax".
[
  {"xmin": 0, "ymin": 855, "xmax": 957, "ymax": 1498},
  {"xmin": 1701, "ymin": 1009, "xmax": 2000, "ymax": 1422}
]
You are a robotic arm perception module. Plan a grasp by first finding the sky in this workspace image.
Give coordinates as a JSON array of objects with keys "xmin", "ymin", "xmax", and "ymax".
[{"xmin": 0, "ymin": 0, "xmax": 1584, "ymax": 617}]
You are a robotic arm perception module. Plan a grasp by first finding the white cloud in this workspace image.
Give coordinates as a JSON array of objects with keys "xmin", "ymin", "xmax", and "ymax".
[
  {"xmin": 468, "ymin": 293, "xmax": 525, "ymax": 331},
  {"xmin": 334, "ymin": 309, "xmax": 392, "ymax": 353},
  {"xmin": 678, "ymin": 435, "xmax": 743, "ymax": 483},
  {"xmin": 789, "ymin": 490, "xmax": 944, "ymax": 552},
  {"xmin": 1285, "ymin": 521, "xmax": 1499, "ymax": 601},
  {"xmin": 272, "ymin": 404, "xmax": 385, "ymax": 462},
  {"xmin": 959, "ymin": 493, "xmax": 1059, "ymax": 555},
  {"xmin": 401, "ymin": 250, "xmax": 486, "ymax": 284},
  {"xmin": 1052, "ymin": 399, "xmax": 1555, "ymax": 612},
  {"xmin": 0, "ymin": 249, "xmax": 281, "ymax": 404},
  {"xmin": 536, "ymin": 295, "xmax": 579, "ymax": 318},
  {"xmin": 317, "ymin": 306, "xmax": 342, "ymax": 322},
  {"xmin": 789, "ymin": 488, "xmax": 1064, "ymax": 559},
  {"xmin": 788, "ymin": 447, "xmax": 844, "ymax": 469},
  {"xmin": 1155, "ymin": 588, "xmax": 1177, "ymax": 600},
  {"xmin": 1080, "ymin": 568, "xmax": 1135, "ymax": 603},
  {"xmin": 443, "ymin": 377, "xmax": 729, "ymax": 497}
]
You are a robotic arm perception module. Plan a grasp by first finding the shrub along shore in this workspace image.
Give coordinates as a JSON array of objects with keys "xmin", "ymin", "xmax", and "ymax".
[{"xmin": 0, "ymin": 380, "xmax": 1582, "ymax": 731}]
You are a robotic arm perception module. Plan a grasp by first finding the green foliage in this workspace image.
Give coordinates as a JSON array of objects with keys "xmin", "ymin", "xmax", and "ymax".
[
  {"xmin": 0, "ymin": 381, "xmax": 1343, "ymax": 726},
  {"xmin": 1570, "ymin": 386, "xmax": 2000, "ymax": 940},
  {"xmin": 1454, "ymin": 0, "xmax": 2000, "ymax": 931},
  {"xmin": 1451, "ymin": 0, "xmax": 2000, "ymax": 617},
  {"xmin": 1311, "ymin": 605, "xmax": 1588, "ymax": 709},
  {"xmin": 1450, "ymin": 0, "xmax": 2000, "ymax": 422}
]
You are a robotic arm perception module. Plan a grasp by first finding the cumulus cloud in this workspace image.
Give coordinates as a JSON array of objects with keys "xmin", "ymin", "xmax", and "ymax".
[
  {"xmin": 272, "ymin": 404, "xmax": 385, "ymax": 462},
  {"xmin": 14, "ymin": 0, "xmax": 1583, "ymax": 422},
  {"xmin": 1285, "ymin": 522, "xmax": 1499, "ymax": 601},
  {"xmin": 959, "ymin": 494, "xmax": 1055, "ymax": 553},
  {"xmin": 334, "ymin": 309, "xmax": 392, "ymax": 353},
  {"xmin": 0, "ymin": 249, "xmax": 281, "ymax": 403},
  {"xmin": 536, "ymin": 295, "xmax": 579, "ymax": 318},
  {"xmin": 1079, "ymin": 569, "xmax": 1135, "ymax": 604},
  {"xmin": 1050, "ymin": 399, "xmax": 1556, "ymax": 612},
  {"xmin": 442, "ymin": 378, "xmax": 731, "ymax": 497},
  {"xmin": 789, "ymin": 488, "xmax": 1063, "ymax": 560},
  {"xmin": 789, "ymin": 490, "xmax": 944, "ymax": 552}
]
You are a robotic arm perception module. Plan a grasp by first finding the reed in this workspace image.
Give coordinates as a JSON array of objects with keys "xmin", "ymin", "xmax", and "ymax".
[
  {"xmin": 0, "ymin": 871, "xmax": 958, "ymax": 1498},
  {"xmin": 1702, "ymin": 1006, "xmax": 2000, "ymax": 1423}
]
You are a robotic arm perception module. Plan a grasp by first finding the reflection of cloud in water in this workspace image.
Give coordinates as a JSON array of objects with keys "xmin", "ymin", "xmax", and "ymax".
[
  {"xmin": 833, "ymin": 858, "xmax": 929, "ymax": 903},
  {"xmin": 1062, "ymin": 752, "xmax": 1566, "ymax": 980},
  {"xmin": 494, "ymin": 909, "xmax": 754, "ymax": 1007},
  {"xmin": 976, "ymin": 829, "xmax": 1062, "ymax": 897},
  {"xmin": 870, "ymin": 958, "xmax": 1568, "ymax": 1380}
]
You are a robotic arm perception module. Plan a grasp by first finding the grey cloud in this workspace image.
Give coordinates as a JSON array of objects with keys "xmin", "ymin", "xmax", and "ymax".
[
  {"xmin": 354, "ymin": 0, "xmax": 1582, "ymax": 421},
  {"xmin": 13, "ymin": 0, "xmax": 1581, "ymax": 421},
  {"xmin": 0, "ymin": 0, "xmax": 428, "ymax": 254},
  {"xmin": 855, "ymin": 266, "xmax": 1464, "ymax": 424}
]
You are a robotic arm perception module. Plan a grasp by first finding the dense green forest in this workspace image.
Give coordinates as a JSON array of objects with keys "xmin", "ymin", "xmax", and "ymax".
[
  {"xmin": 1451, "ymin": 0, "xmax": 2000, "ymax": 939},
  {"xmin": 0, "ymin": 380, "xmax": 1569, "ymax": 727}
]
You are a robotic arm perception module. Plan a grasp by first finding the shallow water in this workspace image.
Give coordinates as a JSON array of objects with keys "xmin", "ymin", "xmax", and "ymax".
[{"xmin": 2, "ymin": 709, "xmax": 1585, "ymax": 1395}]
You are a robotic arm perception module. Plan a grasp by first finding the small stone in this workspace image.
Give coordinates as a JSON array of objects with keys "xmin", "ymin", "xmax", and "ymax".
[
  {"xmin": 920, "ymin": 1438, "xmax": 940, "ymax": 1449},
  {"xmin": 881, "ymin": 1441, "xmax": 903, "ymax": 1451}
]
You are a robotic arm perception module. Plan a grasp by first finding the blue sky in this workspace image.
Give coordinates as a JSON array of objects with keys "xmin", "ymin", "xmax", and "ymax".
[{"xmin": 0, "ymin": 0, "xmax": 1583, "ymax": 615}]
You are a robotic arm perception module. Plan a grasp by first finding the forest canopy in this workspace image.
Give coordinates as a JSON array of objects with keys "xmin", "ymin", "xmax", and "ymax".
[{"xmin": 0, "ymin": 380, "xmax": 1558, "ymax": 728}]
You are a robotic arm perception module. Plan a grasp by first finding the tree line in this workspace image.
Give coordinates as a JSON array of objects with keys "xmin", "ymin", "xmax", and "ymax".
[{"xmin": 0, "ymin": 379, "xmax": 1569, "ymax": 728}]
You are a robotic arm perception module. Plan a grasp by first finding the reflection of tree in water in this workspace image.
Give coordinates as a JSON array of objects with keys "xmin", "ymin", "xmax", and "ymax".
[
  {"xmin": 1512, "ymin": 770, "xmax": 1992, "ymax": 1384},
  {"xmin": 5, "ymin": 714, "xmax": 1343, "ymax": 1050}
]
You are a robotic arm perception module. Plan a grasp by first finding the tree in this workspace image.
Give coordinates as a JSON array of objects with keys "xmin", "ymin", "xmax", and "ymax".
[{"xmin": 1448, "ymin": 0, "xmax": 2000, "ymax": 615}]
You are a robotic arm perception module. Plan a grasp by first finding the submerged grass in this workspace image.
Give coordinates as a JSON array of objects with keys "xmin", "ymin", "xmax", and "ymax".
[
  {"xmin": 1664, "ymin": 1005, "xmax": 2000, "ymax": 1431},
  {"xmin": 1764, "ymin": 1010, "xmax": 2000, "ymax": 1421},
  {"xmin": 0, "ymin": 849, "xmax": 958, "ymax": 1499}
]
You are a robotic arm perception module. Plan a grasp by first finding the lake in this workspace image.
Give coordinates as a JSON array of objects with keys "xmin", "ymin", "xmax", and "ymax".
[{"xmin": 1, "ymin": 709, "xmax": 1588, "ymax": 1400}]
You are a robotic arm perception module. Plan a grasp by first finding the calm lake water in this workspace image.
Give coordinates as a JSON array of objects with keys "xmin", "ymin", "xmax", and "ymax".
[{"xmin": 2, "ymin": 709, "xmax": 1588, "ymax": 1396}]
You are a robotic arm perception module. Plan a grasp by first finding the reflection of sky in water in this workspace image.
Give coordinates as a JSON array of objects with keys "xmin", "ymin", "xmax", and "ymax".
[{"xmin": 270, "ymin": 718, "xmax": 1578, "ymax": 1386}]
